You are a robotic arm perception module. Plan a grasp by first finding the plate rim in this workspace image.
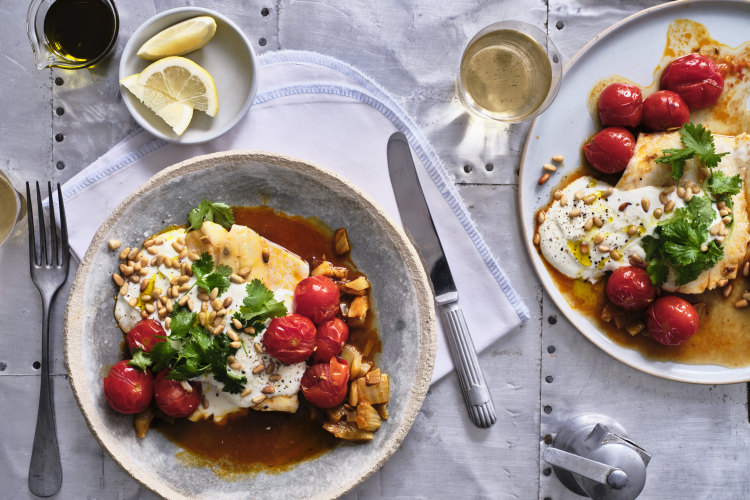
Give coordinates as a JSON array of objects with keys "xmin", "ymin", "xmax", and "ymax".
[
  {"xmin": 64, "ymin": 150, "xmax": 437, "ymax": 499},
  {"xmin": 518, "ymin": 0, "xmax": 750, "ymax": 385}
]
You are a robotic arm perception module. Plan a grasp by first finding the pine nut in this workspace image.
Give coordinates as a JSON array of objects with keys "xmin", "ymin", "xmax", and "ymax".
[
  {"xmin": 230, "ymin": 273, "xmax": 245, "ymax": 284},
  {"xmin": 533, "ymin": 233, "xmax": 541, "ymax": 246},
  {"xmin": 677, "ymin": 187, "xmax": 685, "ymax": 198},
  {"xmin": 254, "ymin": 342, "xmax": 264, "ymax": 354},
  {"xmin": 262, "ymin": 386, "xmax": 276, "ymax": 394},
  {"xmin": 129, "ymin": 274, "xmax": 141, "ymax": 283},
  {"xmin": 140, "ymin": 280, "xmax": 149, "ymax": 293},
  {"xmin": 239, "ymin": 267, "xmax": 252, "ymax": 278},
  {"xmin": 583, "ymin": 194, "xmax": 596, "ymax": 205},
  {"xmin": 132, "ymin": 262, "xmax": 141, "ymax": 273},
  {"xmin": 223, "ymin": 297, "xmax": 233, "ymax": 308},
  {"xmin": 150, "ymin": 256, "xmax": 158, "ymax": 265},
  {"xmin": 178, "ymin": 275, "xmax": 190, "ymax": 284},
  {"xmin": 241, "ymin": 388, "xmax": 253, "ymax": 398},
  {"xmin": 584, "ymin": 218, "xmax": 594, "ymax": 231},
  {"xmin": 710, "ymin": 224, "xmax": 720, "ymax": 236},
  {"xmin": 171, "ymin": 241, "xmax": 184, "ymax": 253},
  {"xmin": 537, "ymin": 211, "xmax": 546, "ymax": 224},
  {"xmin": 210, "ymin": 288, "xmax": 219, "ymax": 300},
  {"xmin": 201, "ymin": 301, "xmax": 208, "ymax": 312},
  {"xmin": 553, "ymin": 190, "xmax": 563, "ymax": 200},
  {"xmin": 744, "ymin": 262, "xmax": 750, "ymax": 277},
  {"xmin": 227, "ymin": 330, "xmax": 239, "ymax": 342},
  {"xmin": 266, "ymin": 363, "xmax": 276, "ymax": 374},
  {"xmin": 619, "ymin": 202, "xmax": 630, "ymax": 211},
  {"xmin": 252, "ymin": 363, "xmax": 265, "ymax": 374},
  {"xmin": 229, "ymin": 362, "xmax": 243, "ymax": 371},
  {"xmin": 627, "ymin": 226, "xmax": 638, "ymax": 236},
  {"xmin": 112, "ymin": 274, "xmax": 124, "ymax": 286},
  {"xmin": 569, "ymin": 208, "xmax": 582, "ymax": 218},
  {"xmin": 594, "ymin": 234, "xmax": 604, "ymax": 245},
  {"xmin": 700, "ymin": 244, "xmax": 709, "ymax": 253},
  {"xmin": 187, "ymin": 297, "xmax": 194, "ymax": 311},
  {"xmin": 654, "ymin": 208, "xmax": 663, "ymax": 219},
  {"xmin": 262, "ymin": 247, "xmax": 270, "ymax": 263},
  {"xmin": 108, "ymin": 239, "xmax": 121, "ymax": 250},
  {"xmin": 141, "ymin": 310, "xmax": 149, "ymax": 319},
  {"xmin": 156, "ymin": 254, "xmax": 165, "ymax": 266},
  {"xmin": 147, "ymin": 246, "xmax": 159, "ymax": 255},
  {"xmin": 232, "ymin": 318, "xmax": 243, "ymax": 329},
  {"xmin": 717, "ymin": 236, "xmax": 725, "ymax": 244},
  {"xmin": 684, "ymin": 190, "xmax": 693, "ymax": 202},
  {"xmin": 216, "ymin": 309, "xmax": 227, "ymax": 318},
  {"xmin": 602, "ymin": 188, "xmax": 613, "ymax": 199},
  {"xmin": 188, "ymin": 252, "xmax": 200, "ymax": 261},
  {"xmin": 119, "ymin": 247, "xmax": 130, "ymax": 260},
  {"xmin": 723, "ymin": 285, "xmax": 734, "ymax": 298},
  {"xmin": 208, "ymin": 311, "xmax": 216, "ymax": 324},
  {"xmin": 144, "ymin": 303, "xmax": 155, "ymax": 314},
  {"xmin": 560, "ymin": 194, "xmax": 568, "ymax": 206},
  {"xmin": 538, "ymin": 173, "xmax": 551, "ymax": 185},
  {"xmin": 230, "ymin": 341, "xmax": 242, "ymax": 349},
  {"xmin": 178, "ymin": 295, "xmax": 189, "ymax": 306},
  {"xmin": 736, "ymin": 299, "xmax": 749, "ymax": 309},
  {"xmin": 178, "ymin": 284, "xmax": 190, "ymax": 293},
  {"xmin": 197, "ymin": 293, "xmax": 209, "ymax": 301},
  {"xmin": 719, "ymin": 209, "xmax": 729, "ymax": 217},
  {"xmin": 552, "ymin": 155, "xmax": 564, "ymax": 163},
  {"xmin": 154, "ymin": 238, "xmax": 164, "ymax": 245},
  {"xmin": 641, "ymin": 198, "xmax": 650, "ymax": 212},
  {"xmin": 581, "ymin": 242, "xmax": 589, "ymax": 255},
  {"xmin": 119, "ymin": 283, "xmax": 129, "ymax": 296},
  {"xmin": 598, "ymin": 245, "xmax": 610, "ymax": 253},
  {"xmin": 128, "ymin": 297, "xmax": 138, "ymax": 307},
  {"xmin": 664, "ymin": 200, "xmax": 676, "ymax": 213},
  {"xmin": 659, "ymin": 193, "xmax": 669, "ymax": 204},
  {"xmin": 252, "ymin": 395, "xmax": 266, "ymax": 404},
  {"xmin": 120, "ymin": 263, "xmax": 133, "ymax": 276},
  {"xmin": 610, "ymin": 249, "xmax": 622, "ymax": 261},
  {"xmin": 630, "ymin": 254, "xmax": 644, "ymax": 266},
  {"xmin": 574, "ymin": 190, "xmax": 584, "ymax": 201},
  {"xmin": 543, "ymin": 163, "xmax": 557, "ymax": 172},
  {"xmin": 211, "ymin": 299, "xmax": 222, "ymax": 310},
  {"xmin": 269, "ymin": 374, "xmax": 282, "ymax": 382},
  {"xmin": 165, "ymin": 317, "xmax": 171, "ymax": 329},
  {"xmin": 179, "ymin": 249, "xmax": 188, "ymax": 260},
  {"xmin": 722, "ymin": 216, "xmax": 732, "ymax": 225},
  {"xmin": 127, "ymin": 248, "xmax": 138, "ymax": 261},
  {"xmin": 593, "ymin": 217, "xmax": 603, "ymax": 228},
  {"xmin": 717, "ymin": 279, "xmax": 729, "ymax": 288},
  {"xmin": 743, "ymin": 292, "xmax": 750, "ymax": 301}
]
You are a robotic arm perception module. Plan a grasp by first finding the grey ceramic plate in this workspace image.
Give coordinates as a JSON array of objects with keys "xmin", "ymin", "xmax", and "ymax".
[{"xmin": 65, "ymin": 151, "xmax": 436, "ymax": 499}]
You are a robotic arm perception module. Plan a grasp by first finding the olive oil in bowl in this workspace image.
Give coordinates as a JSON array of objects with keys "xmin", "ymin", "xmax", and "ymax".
[{"xmin": 458, "ymin": 21, "xmax": 562, "ymax": 123}]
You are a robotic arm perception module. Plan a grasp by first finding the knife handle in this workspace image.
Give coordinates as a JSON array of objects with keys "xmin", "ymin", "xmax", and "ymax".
[{"xmin": 440, "ymin": 303, "xmax": 496, "ymax": 428}]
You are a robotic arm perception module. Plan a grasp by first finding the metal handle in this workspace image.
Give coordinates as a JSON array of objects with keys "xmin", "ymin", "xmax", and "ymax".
[
  {"xmin": 28, "ymin": 295, "xmax": 62, "ymax": 497},
  {"xmin": 543, "ymin": 448, "xmax": 629, "ymax": 490},
  {"xmin": 440, "ymin": 302, "xmax": 496, "ymax": 428}
]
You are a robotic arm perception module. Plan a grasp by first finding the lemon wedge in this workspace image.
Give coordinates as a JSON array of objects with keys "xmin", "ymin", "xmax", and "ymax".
[
  {"xmin": 137, "ymin": 56, "xmax": 219, "ymax": 117},
  {"xmin": 137, "ymin": 16, "xmax": 217, "ymax": 60},
  {"xmin": 120, "ymin": 73, "xmax": 194, "ymax": 136}
]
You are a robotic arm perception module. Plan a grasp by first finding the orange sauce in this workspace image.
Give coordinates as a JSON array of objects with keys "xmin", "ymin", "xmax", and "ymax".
[{"xmin": 156, "ymin": 206, "xmax": 380, "ymax": 474}]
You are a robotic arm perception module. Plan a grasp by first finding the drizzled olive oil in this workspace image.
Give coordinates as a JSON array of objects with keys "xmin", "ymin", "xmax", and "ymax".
[
  {"xmin": 460, "ymin": 29, "xmax": 552, "ymax": 121},
  {"xmin": 43, "ymin": 0, "xmax": 116, "ymax": 64}
]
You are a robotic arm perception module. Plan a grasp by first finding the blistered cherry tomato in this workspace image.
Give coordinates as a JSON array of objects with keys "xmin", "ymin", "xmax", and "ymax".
[
  {"xmin": 312, "ymin": 317, "xmax": 349, "ymax": 363},
  {"xmin": 126, "ymin": 319, "xmax": 166, "ymax": 354},
  {"xmin": 645, "ymin": 296, "xmax": 700, "ymax": 346},
  {"xmin": 598, "ymin": 83, "xmax": 643, "ymax": 128},
  {"xmin": 293, "ymin": 275, "xmax": 340, "ymax": 324},
  {"xmin": 606, "ymin": 266, "xmax": 657, "ymax": 311},
  {"xmin": 301, "ymin": 357, "xmax": 350, "ymax": 409},
  {"xmin": 641, "ymin": 90, "xmax": 690, "ymax": 131},
  {"xmin": 583, "ymin": 127, "xmax": 636, "ymax": 174},
  {"xmin": 660, "ymin": 53, "xmax": 724, "ymax": 109},
  {"xmin": 103, "ymin": 360, "xmax": 154, "ymax": 415},
  {"xmin": 153, "ymin": 369, "xmax": 202, "ymax": 418},
  {"xmin": 263, "ymin": 313, "xmax": 317, "ymax": 364}
]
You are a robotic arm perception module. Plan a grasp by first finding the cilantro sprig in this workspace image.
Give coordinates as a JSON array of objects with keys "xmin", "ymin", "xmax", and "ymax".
[
  {"xmin": 188, "ymin": 200, "xmax": 234, "ymax": 232},
  {"xmin": 125, "ymin": 306, "xmax": 247, "ymax": 394},
  {"xmin": 641, "ymin": 196, "xmax": 724, "ymax": 286},
  {"xmin": 656, "ymin": 123, "xmax": 729, "ymax": 182},
  {"xmin": 191, "ymin": 252, "xmax": 232, "ymax": 294},
  {"xmin": 232, "ymin": 279, "xmax": 287, "ymax": 335}
]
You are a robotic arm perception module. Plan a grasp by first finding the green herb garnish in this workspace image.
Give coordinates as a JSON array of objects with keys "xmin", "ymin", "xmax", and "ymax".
[
  {"xmin": 188, "ymin": 199, "xmax": 234, "ymax": 231},
  {"xmin": 656, "ymin": 123, "xmax": 729, "ymax": 182},
  {"xmin": 127, "ymin": 349, "xmax": 152, "ymax": 372},
  {"xmin": 191, "ymin": 252, "xmax": 232, "ymax": 294},
  {"xmin": 232, "ymin": 279, "xmax": 287, "ymax": 335}
]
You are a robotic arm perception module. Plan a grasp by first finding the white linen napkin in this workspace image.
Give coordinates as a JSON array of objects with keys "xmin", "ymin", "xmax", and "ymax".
[{"xmin": 60, "ymin": 50, "xmax": 528, "ymax": 382}]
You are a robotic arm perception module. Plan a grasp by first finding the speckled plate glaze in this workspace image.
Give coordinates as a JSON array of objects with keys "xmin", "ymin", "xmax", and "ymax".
[
  {"xmin": 520, "ymin": 0, "xmax": 750, "ymax": 384},
  {"xmin": 64, "ymin": 151, "xmax": 436, "ymax": 499}
]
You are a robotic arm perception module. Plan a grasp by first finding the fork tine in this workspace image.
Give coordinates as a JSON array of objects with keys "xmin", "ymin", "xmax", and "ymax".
[
  {"xmin": 26, "ymin": 182, "xmax": 37, "ymax": 266},
  {"xmin": 35, "ymin": 181, "xmax": 47, "ymax": 266},
  {"xmin": 57, "ymin": 183, "xmax": 69, "ymax": 264},
  {"xmin": 48, "ymin": 182, "xmax": 59, "ymax": 266}
]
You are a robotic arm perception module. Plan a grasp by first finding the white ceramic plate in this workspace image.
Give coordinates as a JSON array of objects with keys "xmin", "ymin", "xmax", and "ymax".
[
  {"xmin": 520, "ymin": 0, "xmax": 750, "ymax": 384},
  {"xmin": 119, "ymin": 7, "xmax": 258, "ymax": 144}
]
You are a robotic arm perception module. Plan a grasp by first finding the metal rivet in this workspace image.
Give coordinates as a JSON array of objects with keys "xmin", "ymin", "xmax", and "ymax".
[
  {"xmin": 259, "ymin": 37, "xmax": 267, "ymax": 46},
  {"xmin": 544, "ymin": 434, "xmax": 553, "ymax": 445},
  {"xmin": 547, "ymin": 345, "xmax": 555, "ymax": 354},
  {"xmin": 552, "ymin": 54, "xmax": 559, "ymax": 64},
  {"xmin": 485, "ymin": 163, "xmax": 494, "ymax": 172},
  {"xmin": 0, "ymin": 361, "xmax": 6, "ymax": 371},
  {"xmin": 545, "ymin": 375, "xmax": 553, "ymax": 383},
  {"xmin": 463, "ymin": 164, "xmax": 472, "ymax": 173},
  {"xmin": 33, "ymin": 361, "xmax": 41, "ymax": 369},
  {"xmin": 55, "ymin": 77, "xmax": 64, "ymax": 86},
  {"xmin": 548, "ymin": 315, "xmax": 557, "ymax": 325},
  {"xmin": 543, "ymin": 468, "xmax": 552, "ymax": 476},
  {"xmin": 55, "ymin": 133, "xmax": 64, "ymax": 142},
  {"xmin": 556, "ymin": 20, "xmax": 564, "ymax": 29},
  {"xmin": 544, "ymin": 405, "xmax": 553, "ymax": 414},
  {"xmin": 261, "ymin": 7, "xmax": 269, "ymax": 16},
  {"xmin": 56, "ymin": 161, "xmax": 65, "ymax": 170}
]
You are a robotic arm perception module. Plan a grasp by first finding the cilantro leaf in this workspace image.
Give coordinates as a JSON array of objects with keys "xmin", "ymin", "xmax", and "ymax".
[
  {"xmin": 188, "ymin": 200, "xmax": 235, "ymax": 232},
  {"xmin": 150, "ymin": 340, "xmax": 178, "ymax": 372},
  {"xmin": 128, "ymin": 349, "xmax": 152, "ymax": 372},
  {"xmin": 236, "ymin": 279, "xmax": 288, "ymax": 334},
  {"xmin": 205, "ymin": 334, "xmax": 246, "ymax": 394},
  {"xmin": 655, "ymin": 123, "xmax": 729, "ymax": 181},
  {"xmin": 169, "ymin": 307, "xmax": 196, "ymax": 341},
  {"xmin": 191, "ymin": 252, "xmax": 232, "ymax": 294},
  {"xmin": 646, "ymin": 259, "xmax": 669, "ymax": 286},
  {"xmin": 707, "ymin": 171, "xmax": 742, "ymax": 198}
]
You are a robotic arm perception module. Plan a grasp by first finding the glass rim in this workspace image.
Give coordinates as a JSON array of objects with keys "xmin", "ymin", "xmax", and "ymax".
[{"xmin": 457, "ymin": 20, "xmax": 563, "ymax": 123}]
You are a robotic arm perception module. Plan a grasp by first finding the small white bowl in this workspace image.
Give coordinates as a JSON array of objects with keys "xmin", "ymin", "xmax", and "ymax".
[{"xmin": 119, "ymin": 7, "xmax": 258, "ymax": 144}]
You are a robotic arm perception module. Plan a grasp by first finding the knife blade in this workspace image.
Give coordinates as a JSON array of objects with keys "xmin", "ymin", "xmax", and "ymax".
[{"xmin": 386, "ymin": 132, "xmax": 496, "ymax": 428}]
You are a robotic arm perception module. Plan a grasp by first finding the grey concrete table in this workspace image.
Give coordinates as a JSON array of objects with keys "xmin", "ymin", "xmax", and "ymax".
[{"xmin": 1, "ymin": 0, "xmax": 747, "ymax": 498}]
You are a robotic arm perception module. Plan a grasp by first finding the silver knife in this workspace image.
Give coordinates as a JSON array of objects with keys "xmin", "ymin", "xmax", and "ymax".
[{"xmin": 387, "ymin": 132, "xmax": 496, "ymax": 428}]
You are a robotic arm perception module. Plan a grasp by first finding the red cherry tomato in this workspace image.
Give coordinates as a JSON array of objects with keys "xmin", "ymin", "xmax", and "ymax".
[
  {"xmin": 645, "ymin": 296, "xmax": 700, "ymax": 346},
  {"xmin": 103, "ymin": 360, "xmax": 154, "ymax": 415},
  {"xmin": 126, "ymin": 319, "xmax": 166, "ymax": 354},
  {"xmin": 293, "ymin": 275, "xmax": 340, "ymax": 324},
  {"xmin": 660, "ymin": 53, "xmax": 724, "ymax": 109},
  {"xmin": 263, "ymin": 313, "xmax": 317, "ymax": 364},
  {"xmin": 606, "ymin": 266, "xmax": 657, "ymax": 311},
  {"xmin": 641, "ymin": 90, "xmax": 690, "ymax": 131},
  {"xmin": 312, "ymin": 318, "xmax": 349, "ymax": 363},
  {"xmin": 301, "ymin": 357, "xmax": 350, "ymax": 409},
  {"xmin": 583, "ymin": 127, "xmax": 636, "ymax": 174},
  {"xmin": 153, "ymin": 369, "xmax": 202, "ymax": 418},
  {"xmin": 598, "ymin": 83, "xmax": 643, "ymax": 128}
]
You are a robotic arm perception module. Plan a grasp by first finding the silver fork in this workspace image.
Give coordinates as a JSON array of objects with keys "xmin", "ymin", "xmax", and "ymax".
[{"xmin": 26, "ymin": 181, "xmax": 69, "ymax": 497}]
